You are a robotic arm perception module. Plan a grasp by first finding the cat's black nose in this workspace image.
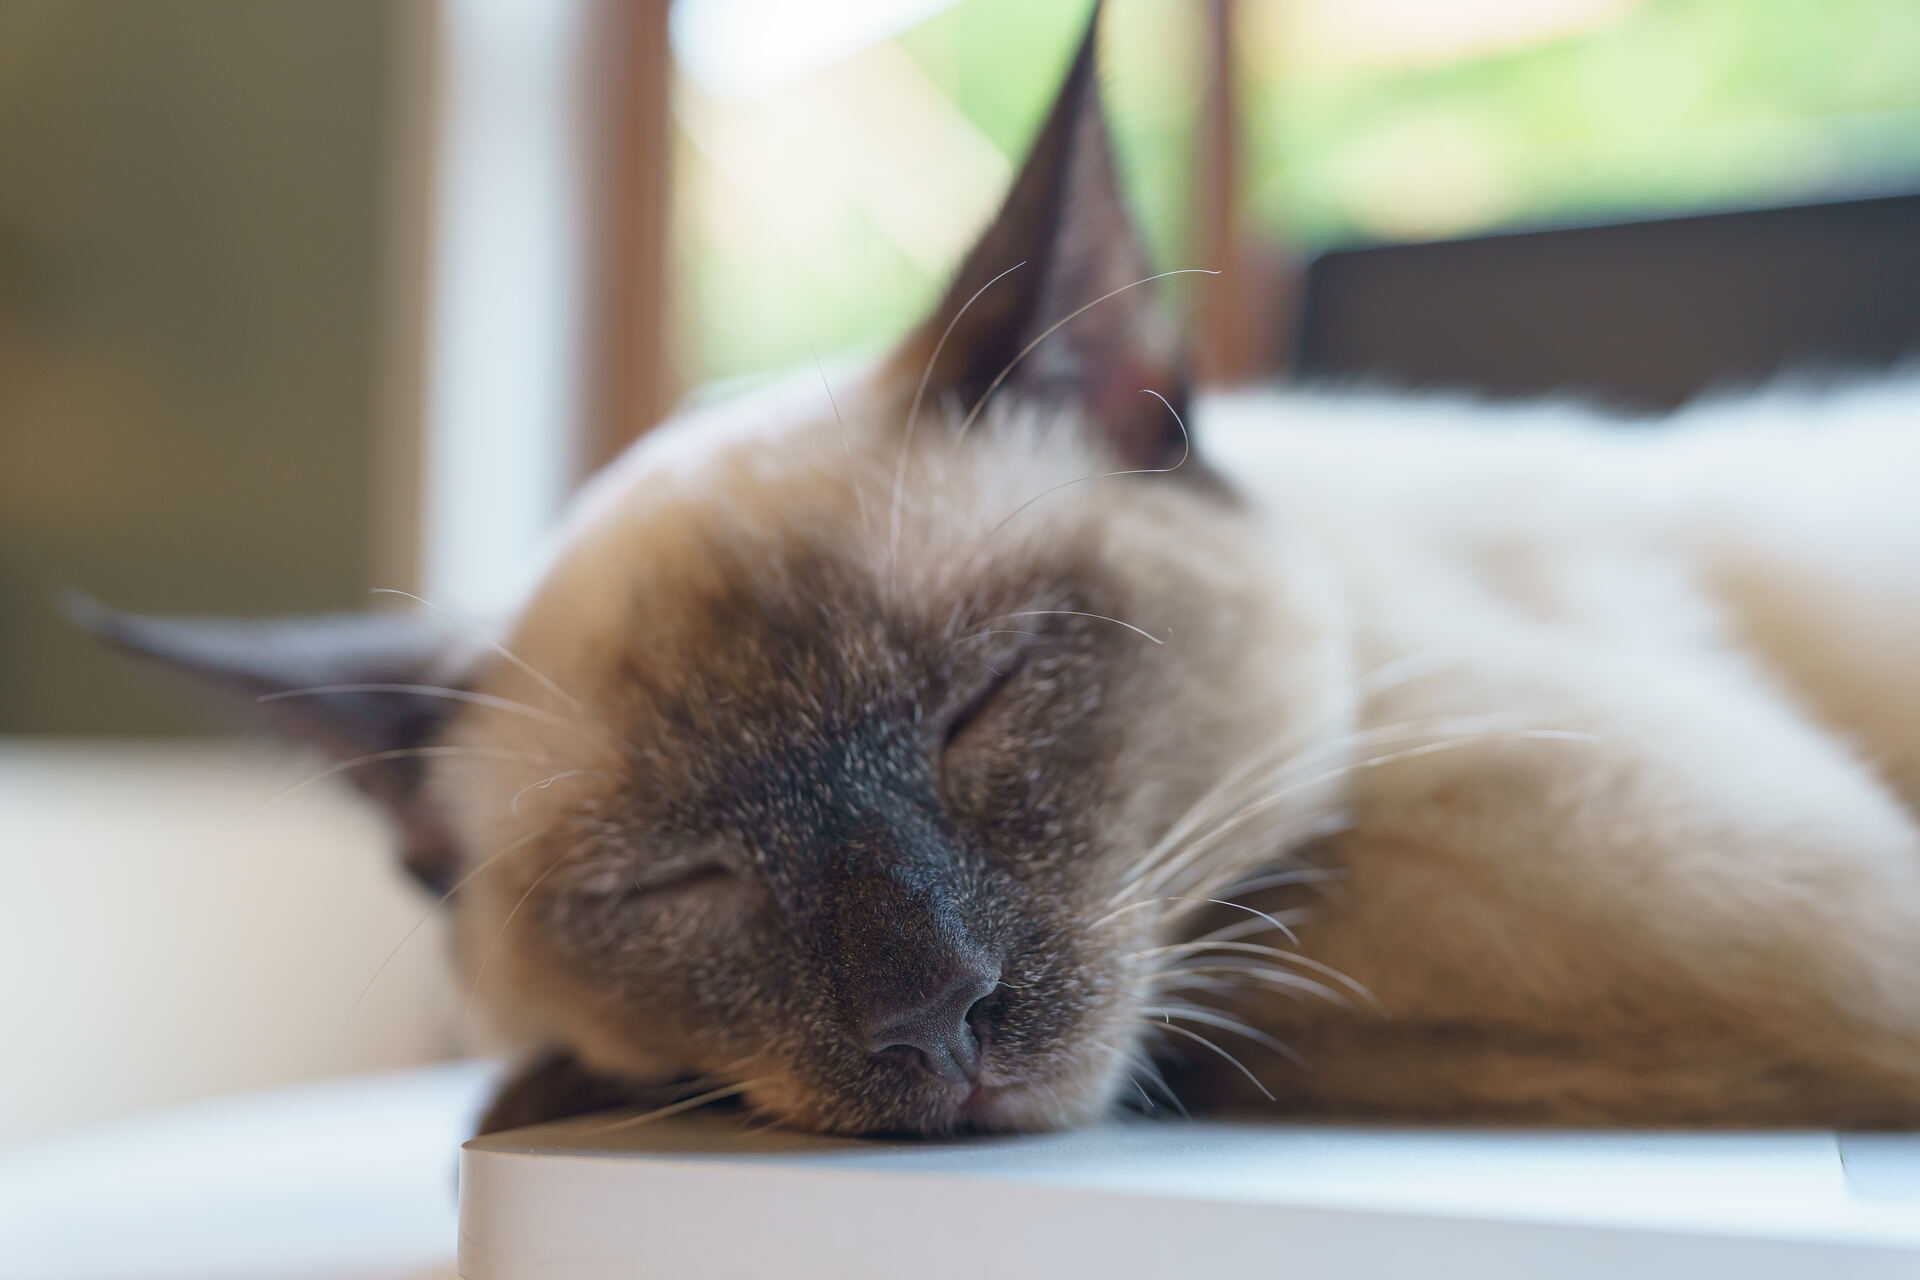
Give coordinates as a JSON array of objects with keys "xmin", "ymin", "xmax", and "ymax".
[{"xmin": 862, "ymin": 964, "xmax": 999, "ymax": 1084}]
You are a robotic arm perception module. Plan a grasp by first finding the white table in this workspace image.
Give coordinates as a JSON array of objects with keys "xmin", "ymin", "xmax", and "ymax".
[
  {"xmin": 462, "ymin": 1109, "xmax": 1920, "ymax": 1279},
  {"xmin": 6, "ymin": 1059, "xmax": 1916, "ymax": 1279},
  {"xmin": 0, "ymin": 1061, "xmax": 496, "ymax": 1280}
]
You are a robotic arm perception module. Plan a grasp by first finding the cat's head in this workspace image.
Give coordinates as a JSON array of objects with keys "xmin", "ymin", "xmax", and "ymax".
[{"xmin": 90, "ymin": 15, "xmax": 1351, "ymax": 1134}]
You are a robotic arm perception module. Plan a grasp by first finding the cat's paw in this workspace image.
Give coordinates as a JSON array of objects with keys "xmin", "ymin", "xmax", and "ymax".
[{"xmin": 477, "ymin": 1048, "xmax": 644, "ymax": 1135}]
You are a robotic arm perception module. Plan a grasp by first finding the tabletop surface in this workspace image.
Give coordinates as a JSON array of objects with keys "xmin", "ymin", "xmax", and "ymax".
[{"xmin": 461, "ymin": 1108, "xmax": 1920, "ymax": 1278}]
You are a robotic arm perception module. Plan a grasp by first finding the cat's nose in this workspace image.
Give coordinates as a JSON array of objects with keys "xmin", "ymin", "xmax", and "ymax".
[{"xmin": 862, "ymin": 964, "xmax": 1000, "ymax": 1084}]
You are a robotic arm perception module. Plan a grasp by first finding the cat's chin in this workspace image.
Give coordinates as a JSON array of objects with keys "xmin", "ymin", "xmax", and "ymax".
[
  {"xmin": 741, "ymin": 1062, "xmax": 1119, "ymax": 1137},
  {"xmin": 947, "ymin": 1060, "xmax": 1104, "ymax": 1132},
  {"xmin": 959, "ymin": 1082, "xmax": 1075, "ymax": 1132}
]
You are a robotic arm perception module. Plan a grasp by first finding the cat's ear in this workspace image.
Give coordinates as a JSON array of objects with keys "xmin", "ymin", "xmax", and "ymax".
[
  {"xmin": 891, "ymin": 3, "xmax": 1189, "ymax": 469},
  {"xmin": 67, "ymin": 595, "xmax": 469, "ymax": 892}
]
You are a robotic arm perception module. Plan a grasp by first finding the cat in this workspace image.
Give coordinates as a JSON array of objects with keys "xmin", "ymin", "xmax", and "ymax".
[{"xmin": 86, "ymin": 10, "xmax": 1920, "ymax": 1137}]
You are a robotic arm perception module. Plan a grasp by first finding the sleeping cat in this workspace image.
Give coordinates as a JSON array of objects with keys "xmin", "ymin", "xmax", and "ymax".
[{"xmin": 89, "ymin": 14, "xmax": 1920, "ymax": 1136}]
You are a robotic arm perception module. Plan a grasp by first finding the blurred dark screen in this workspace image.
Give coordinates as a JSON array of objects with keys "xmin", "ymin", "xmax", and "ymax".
[{"xmin": 1295, "ymin": 192, "xmax": 1920, "ymax": 410}]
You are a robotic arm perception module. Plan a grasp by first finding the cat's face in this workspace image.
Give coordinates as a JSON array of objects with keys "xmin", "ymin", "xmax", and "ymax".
[
  {"xmin": 438, "ymin": 368, "xmax": 1325, "ymax": 1133},
  {"xmin": 88, "ymin": 17, "xmax": 1351, "ymax": 1135}
]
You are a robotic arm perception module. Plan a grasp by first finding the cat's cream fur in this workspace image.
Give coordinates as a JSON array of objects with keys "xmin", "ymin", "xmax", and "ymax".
[
  {"xmin": 95, "ymin": 12, "xmax": 1920, "ymax": 1134},
  {"xmin": 1197, "ymin": 379, "xmax": 1920, "ymax": 1121}
]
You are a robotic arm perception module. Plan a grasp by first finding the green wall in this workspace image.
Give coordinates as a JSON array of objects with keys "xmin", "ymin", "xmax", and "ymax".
[{"xmin": 0, "ymin": 0, "xmax": 397, "ymax": 733}]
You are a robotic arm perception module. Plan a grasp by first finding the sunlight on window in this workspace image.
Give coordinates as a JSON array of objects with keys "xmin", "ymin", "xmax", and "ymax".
[
  {"xmin": 669, "ymin": 0, "xmax": 1197, "ymax": 388},
  {"xmin": 1246, "ymin": 0, "xmax": 1920, "ymax": 244},
  {"xmin": 666, "ymin": 0, "xmax": 1920, "ymax": 385}
]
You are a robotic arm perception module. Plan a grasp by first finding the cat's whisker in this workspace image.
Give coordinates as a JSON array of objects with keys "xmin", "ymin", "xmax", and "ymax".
[
  {"xmin": 997, "ymin": 610, "xmax": 1164, "ymax": 645},
  {"xmin": 1147, "ymin": 971, "xmax": 1245, "ymax": 999},
  {"xmin": 1145, "ymin": 1020, "xmax": 1276, "ymax": 1102},
  {"xmin": 1218, "ymin": 866, "xmax": 1346, "ymax": 899},
  {"xmin": 1113, "ymin": 795, "xmax": 1333, "ymax": 912},
  {"xmin": 980, "ymin": 389, "xmax": 1192, "ymax": 543},
  {"xmin": 343, "ymin": 817, "xmax": 560, "ymax": 1029},
  {"xmin": 1110, "ymin": 722, "xmax": 1401, "ymax": 895},
  {"xmin": 258, "ymin": 682, "xmax": 593, "ymax": 739},
  {"xmin": 256, "ymin": 745, "xmax": 548, "ymax": 811},
  {"xmin": 1142, "ymin": 1002, "xmax": 1306, "ymax": 1068},
  {"xmin": 954, "ymin": 268, "xmax": 1221, "ymax": 439},
  {"xmin": 1152, "ymin": 963, "xmax": 1352, "ymax": 1010},
  {"xmin": 810, "ymin": 346, "xmax": 872, "ymax": 538},
  {"xmin": 738, "ymin": 1104, "xmax": 787, "ymax": 1134},
  {"xmin": 1094, "ymin": 895, "xmax": 1299, "ymax": 945},
  {"xmin": 1145, "ymin": 939, "xmax": 1379, "ymax": 1010},
  {"xmin": 891, "ymin": 260, "xmax": 1028, "ymax": 586},
  {"xmin": 370, "ymin": 587, "xmax": 584, "ymax": 716},
  {"xmin": 576, "ymin": 1079, "xmax": 769, "ymax": 1137},
  {"xmin": 1184, "ymin": 908, "xmax": 1318, "ymax": 948},
  {"xmin": 1356, "ymin": 649, "xmax": 1462, "ymax": 697},
  {"xmin": 1129, "ymin": 1052, "xmax": 1188, "ymax": 1119},
  {"xmin": 950, "ymin": 628, "xmax": 1043, "ymax": 646},
  {"xmin": 510, "ymin": 769, "xmax": 604, "ymax": 817},
  {"xmin": 1133, "ymin": 726, "xmax": 1597, "ymax": 903},
  {"xmin": 1131, "ymin": 714, "xmax": 1494, "ymax": 868},
  {"xmin": 463, "ymin": 853, "xmax": 570, "ymax": 1026}
]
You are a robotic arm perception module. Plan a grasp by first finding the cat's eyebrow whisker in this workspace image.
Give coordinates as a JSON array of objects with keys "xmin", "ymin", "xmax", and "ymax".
[
  {"xmin": 810, "ymin": 345, "xmax": 872, "ymax": 538},
  {"xmin": 891, "ymin": 260, "xmax": 1029, "ymax": 585},
  {"xmin": 981, "ymin": 389, "xmax": 1192, "ymax": 542},
  {"xmin": 998, "ymin": 610, "xmax": 1164, "ymax": 645},
  {"xmin": 1145, "ymin": 1019, "xmax": 1277, "ymax": 1101},
  {"xmin": 509, "ymin": 769, "xmax": 605, "ymax": 817},
  {"xmin": 258, "ymin": 682, "xmax": 594, "ymax": 739},
  {"xmin": 950, "ymin": 628, "xmax": 1044, "ymax": 645},
  {"xmin": 256, "ymin": 745, "xmax": 549, "ymax": 811},
  {"xmin": 370, "ymin": 587, "xmax": 585, "ymax": 716},
  {"xmin": 954, "ymin": 268, "xmax": 1221, "ymax": 439}
]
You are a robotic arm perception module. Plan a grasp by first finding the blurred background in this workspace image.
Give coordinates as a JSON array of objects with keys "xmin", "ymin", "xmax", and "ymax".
[{"xmin": 4, "ymin": 0, "xmax": 1920, "ymax": 1191}]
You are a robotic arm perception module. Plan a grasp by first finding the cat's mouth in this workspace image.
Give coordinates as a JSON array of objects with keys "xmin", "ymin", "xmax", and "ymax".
[
  {"xmin": 735, "ymin": 1049, "xmax": 1098, "ymax": 1136},
  {"xmin": 959, "ymin": 1082, "xmax": 1048, "ymax": 1131}
]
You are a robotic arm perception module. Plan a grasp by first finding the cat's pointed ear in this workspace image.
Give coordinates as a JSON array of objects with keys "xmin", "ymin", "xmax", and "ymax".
[
  {"xmin": 67, "ymin": 594, "xmax": 469, "ymax": 892},
  {"xmin": 892, "ymin": 2, "xmax": 1189, "ymax": 469}
]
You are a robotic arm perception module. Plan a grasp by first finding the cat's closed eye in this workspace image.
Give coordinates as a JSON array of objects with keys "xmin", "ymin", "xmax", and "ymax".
[
  {"xmin": 939, "ymin": 649, "xmax": 1028, "ymax": 754},
  {"xmin": 595, "ymin": 857, "xmax": 737, "ymax": 902}
]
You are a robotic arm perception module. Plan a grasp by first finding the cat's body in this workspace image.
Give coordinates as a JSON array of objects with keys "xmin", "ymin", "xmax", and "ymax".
[
  {"xmin": 455, "ymin": 367, "xmax": 1920, "ymax": 1129},
  {"xmin": 1194, "ymin": 379, "xmax": 1920, "ymax": 1123},
  {"xmin": 94, "ymin": 14, "xmax": 1920, "ymax": 1135}
]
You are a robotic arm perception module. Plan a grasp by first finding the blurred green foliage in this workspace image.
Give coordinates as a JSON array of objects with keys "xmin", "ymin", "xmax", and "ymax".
[
  {"xmin": 1256, "ymin": 0, "xmax": 1920, "ymax": 245},
  {"xmin": 673, "ymin": 0, "xmax": 1920, "ymax": 387}
]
